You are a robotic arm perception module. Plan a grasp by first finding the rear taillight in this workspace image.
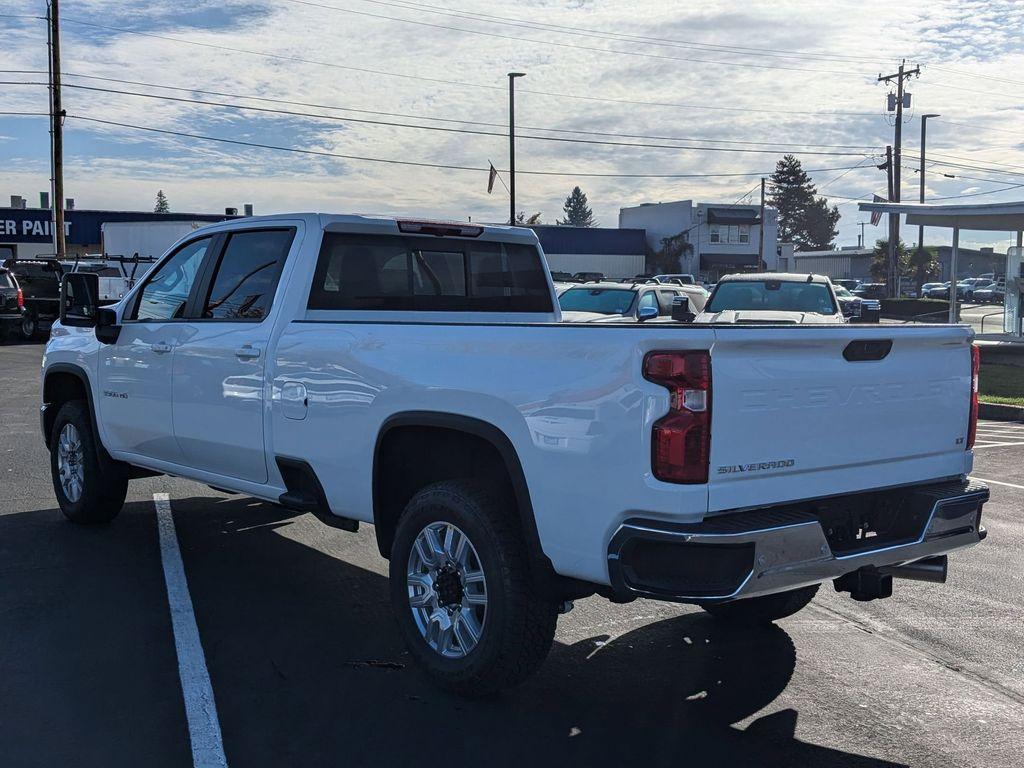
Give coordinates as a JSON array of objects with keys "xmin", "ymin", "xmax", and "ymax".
[
  {"xmin": 16, "ymin": 288, "xmax": 23, "ymax": 309},
  {"xmin": 967, "ymin": 344, "xmax": 980, "ymax": 449},
  {"xmin": 643, "ymin": 350, "xmax": 712, "ymax": 483}
]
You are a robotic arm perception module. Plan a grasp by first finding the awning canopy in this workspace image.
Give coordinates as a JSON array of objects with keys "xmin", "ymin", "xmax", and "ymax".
[
  {"xmin": 700, "ymin": 253, "xmax": 760, "ymax": 267},
  {"xmin": 858, "ymin": 201, "xmax": 1024, "ymax": 231},
  {"xmin": 706, "ymin": 208, "xmax": 761, "ymax": 225}
]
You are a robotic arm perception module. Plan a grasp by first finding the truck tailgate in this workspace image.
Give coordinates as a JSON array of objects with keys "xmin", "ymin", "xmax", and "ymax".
[{"xmin": 707, "ymin": 325, "xmax": 973, "ymax": 513}]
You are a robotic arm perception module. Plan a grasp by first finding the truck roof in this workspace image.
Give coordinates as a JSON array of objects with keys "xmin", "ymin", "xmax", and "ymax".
[
  {"xmin": 717, "ymin": 272, "xmax": 831, "ymax": 284},
  {"xmin": 187, "ymin": 213, "xmax": 542, "ymax": 246}
]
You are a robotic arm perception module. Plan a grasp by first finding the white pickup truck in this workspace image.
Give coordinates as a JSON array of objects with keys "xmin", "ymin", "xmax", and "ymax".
[{"xmin": 43, "ymin": 214, "xmax": 988, "ymax": 695}]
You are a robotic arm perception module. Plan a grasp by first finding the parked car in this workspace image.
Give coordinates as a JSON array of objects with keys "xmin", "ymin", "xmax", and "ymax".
[
  {"xmin": 834, "ymin": 284, "xmax": 881, "ymax": 323},
  {"xmin": 924, "ymin": 282, "xmax": 951, "ymax": 299},
  {"xmin": 1, "ymin": 257, "xmax": 63, "ymax": 340},
  {"xmin": 958, "ymin": 278, "xmax": 994, "ymax": 302},
  {"xmin": 852, "ymin": 282, "xmax": 888, "ymax": 300},
  {"xmin": 549, "ymin": 270, "xmax": 574, "ymax": 283},
  {"xmin": 920, "ymin": 282, "xmax": 945, "ymax": 296},
  {"xmin": 694, "ymin": 273, "xmax": 845, "ymax": 324},
  {"xmin": 571, "ymin": 271, "xmax": 604, "ymax": 283},
  {"xmin": 558, "ymin": 281, "xmax": 704, "ymax": 322},
  {"xmin": 973, "ymin": 280, "xmax": 1005, "ymax": 304},
  {"xmin": 0, "ymin": 266, "xmax": 29, "ymax": 340},
  {"xmin": 833, "ymin": 279, "xmax": 861, "ymax": 292},
  {"xmin": 44, "ymin": 213, "xmax": 989, "ymax": 695}
]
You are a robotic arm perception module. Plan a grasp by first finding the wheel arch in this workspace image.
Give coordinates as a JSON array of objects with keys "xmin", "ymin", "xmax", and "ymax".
[
  {"xmin": 42, "ymin": 363, "xmax": 96, "ymax": 450},
  {"xmin": 372, "ymin": 411, "xmax": 591, "ymax": 600}
]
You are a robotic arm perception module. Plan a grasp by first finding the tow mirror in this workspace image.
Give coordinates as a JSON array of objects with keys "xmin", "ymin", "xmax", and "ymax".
[
  {"xmin": 638, "ymin": 305, "xmax": 659, "ymax": 322},
  {"xmin": 60, "ymin": 272, "xmax": 98, "ymax": 327},
  {"xmin": 671, "ymin": 295, "xmax": 695, "ymax": 322}
]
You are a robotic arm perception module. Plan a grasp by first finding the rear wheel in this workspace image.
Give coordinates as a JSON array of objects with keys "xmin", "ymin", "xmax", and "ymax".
[
  {"xmin": 19, "ymin": 313, "xmax": 36, "ymax": 341},
  {"xmin": 700, "ymin": 585, "xmax": 818, "ymax": 627},
  {"xmin": 389, "ymin": 479, "xmax": 559, "ymax": 696},
  {"xmin": 50, "ymin": 400, "xmax": 128, "ymax": 524}
]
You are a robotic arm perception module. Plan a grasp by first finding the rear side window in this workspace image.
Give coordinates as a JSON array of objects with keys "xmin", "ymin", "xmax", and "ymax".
[
  {"xmin": 201, "ymin": 229, "xmax": 294, "ymax": 320},
  {"xmin": 0, "ymin": 272, "xmax": 12, "ymax": 289},
  {"xmin": 308, "ymin": 233, "xmax": 552, "ymax": 312}
]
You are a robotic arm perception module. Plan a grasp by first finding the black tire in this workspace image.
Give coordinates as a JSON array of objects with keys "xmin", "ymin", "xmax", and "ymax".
[
  {"xmin": 389, "ymin": 479, "xmax": 559, "ymax": 696},
  {"xmin": 700, "ymin": 584, "xmax": 819, "ymax": 627},
  {"xmin": 49, "ymin": 400, "xmax": 129, "ymax": 524},
  {"xmin": 19, "ymin": 314, "xmax": 37, "ymax": 341}
]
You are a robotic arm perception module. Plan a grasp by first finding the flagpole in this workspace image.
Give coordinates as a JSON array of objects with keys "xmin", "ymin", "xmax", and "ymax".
[{"xmin": 508, "ymin": 72, "xmax": 525, "ymax": 225}]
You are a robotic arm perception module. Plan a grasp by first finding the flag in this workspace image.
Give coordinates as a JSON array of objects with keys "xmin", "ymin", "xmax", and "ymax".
[
  {"xmin": 870, "ymin": 194, "xmax": 886, "ymax": 226},
  {"xmin": 487, "ymin": 163, "xmax": 498, "ymax": 194}
]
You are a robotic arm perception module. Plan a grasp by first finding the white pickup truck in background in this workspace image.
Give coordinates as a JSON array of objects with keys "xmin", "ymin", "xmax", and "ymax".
[{"xmin": 43, "ymin": 213, "xmax": 988, "ymax": 695}]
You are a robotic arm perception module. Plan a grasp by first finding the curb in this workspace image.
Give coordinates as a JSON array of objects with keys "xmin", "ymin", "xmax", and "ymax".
[{"xmin": 979, "ymin": 401, "xmax": 1024, "ymax": 422}]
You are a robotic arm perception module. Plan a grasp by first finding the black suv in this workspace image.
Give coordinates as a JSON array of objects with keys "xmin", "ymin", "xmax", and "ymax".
[{"xmin": 1, "ymin": 259, "xmax": 63, "ymax": 341}]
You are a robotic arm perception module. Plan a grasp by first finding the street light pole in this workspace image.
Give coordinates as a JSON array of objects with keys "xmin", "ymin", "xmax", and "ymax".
[
  {"xmin": 508, "ymin": 72, "xmax": 526, "ymax": 225},
  {"xmin": 918, "ymin": 114, "xmax": 940, "ymax": 281}
]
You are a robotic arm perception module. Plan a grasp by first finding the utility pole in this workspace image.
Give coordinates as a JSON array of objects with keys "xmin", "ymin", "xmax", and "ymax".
[
  {"xmin": 878, "ymin": 60, "xmax": 919, "ymax": 297},
  {"xmin": 758, "ymin": 177, "xmax": 766, "ymax": 271},
  {"xmin": 507, "ymin": 72, "xmax": 525, "ymax": 225},
  {"xmin": 884, "ymin": 145, "xmax": 896, "ymax": 293},
  {"xmin": 48, "ymin": 0, "xmax": 66, "ymax": 259},
  {"xmin": 917, "ymin": 114, "xmax": 940, "ymax": 286}
]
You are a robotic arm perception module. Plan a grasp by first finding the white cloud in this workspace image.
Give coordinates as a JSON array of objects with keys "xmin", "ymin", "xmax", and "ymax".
[{"xmin": 1, "ymin": 0, "xmax": 1022, "ymax": 248}]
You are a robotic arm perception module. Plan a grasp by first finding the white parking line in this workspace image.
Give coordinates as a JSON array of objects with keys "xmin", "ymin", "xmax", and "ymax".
[
  {"xmin": 972, "ymin": 477, "xmax": 1024, "ymax": 491},
  {"xmin": 154, "ymin": 493, "xmax": 228, "ymax": 768}
]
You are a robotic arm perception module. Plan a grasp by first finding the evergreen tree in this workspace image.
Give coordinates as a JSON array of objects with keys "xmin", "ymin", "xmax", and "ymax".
[
  {"xmin": 154, "ymin": 189, "xmax": 170, "ymax": 213},
  {"xmin": 768, "ymin": 155, "xmax": 839, "ymax": 250},
  {"xmin": 515, "ymin": 211, "xmax": 543, "ymax": 225},
  {"xmin": 870, "ymin": 237, "xmax": 910, "ymax": 281},
  {"xmin": 557, "ymin": 186, "xmax": 596, "ymax": 227}
]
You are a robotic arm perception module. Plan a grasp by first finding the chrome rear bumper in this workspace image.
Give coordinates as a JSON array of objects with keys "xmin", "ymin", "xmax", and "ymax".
[{"xmin": 608, "ymin": 479, "xmax": 988, "ymax": 603}]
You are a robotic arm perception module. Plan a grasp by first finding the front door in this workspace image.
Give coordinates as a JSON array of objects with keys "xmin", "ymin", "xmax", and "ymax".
[
  {"xmin": 99, "ymin": 236, "xmax": 213, "ymax": 465},
  {"xmin": 171, "ymin": 227, "xmax": 296, "ymax": 483}
]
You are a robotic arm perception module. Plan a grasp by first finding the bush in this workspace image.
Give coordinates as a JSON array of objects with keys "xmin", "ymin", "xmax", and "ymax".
[{"xmin": 880, "ymin": 298, "xmax": 951, "ymax": 321}]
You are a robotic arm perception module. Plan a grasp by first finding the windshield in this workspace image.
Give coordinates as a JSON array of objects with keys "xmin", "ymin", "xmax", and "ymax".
[
  {"xmin": 559, "ymin": 287, "xmax": 636, "ymax": 315},
  {"xmin": 707, "ymin": 280, "xmax": 837, "ymax": 315},
  {"xmin": 833, "ymin": 285, "xmax": 855, "ymax": 298}
]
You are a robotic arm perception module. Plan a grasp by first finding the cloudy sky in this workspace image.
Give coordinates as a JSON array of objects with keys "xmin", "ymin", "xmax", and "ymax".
[{"xmin": 2, "ymin": 0, "xmax": 1023, "ymax": 249}]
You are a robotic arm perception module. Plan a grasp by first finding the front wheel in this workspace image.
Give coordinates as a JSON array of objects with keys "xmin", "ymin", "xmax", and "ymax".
[
  {"xmin": 389, "ymin": 480, "xmax": 559, "ymax": 696},
  {"xmin": 50, "ymin": 400, "xmax": 129, "ymax": 524},
  {"xmin": 700, "ymin": 584, "xmax": 819, "ymax": 627}
]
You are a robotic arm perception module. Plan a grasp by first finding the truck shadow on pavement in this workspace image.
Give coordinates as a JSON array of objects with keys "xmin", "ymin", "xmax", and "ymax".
[{"xmin": 1, "ymin": 496, "xmax": 905, "ymax": 768}]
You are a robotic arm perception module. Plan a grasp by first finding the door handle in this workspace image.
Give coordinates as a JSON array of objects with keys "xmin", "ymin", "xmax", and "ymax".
[
  {"xmin": 151, "ymin": 342, "xmax": 172, "ymax": 354},
  {"xmin": 235, "ymin": 345, "xmax": 261, "ymax": 360}
]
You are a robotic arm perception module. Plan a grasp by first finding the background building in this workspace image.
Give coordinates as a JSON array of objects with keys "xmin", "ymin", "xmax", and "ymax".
[
  {"xmin": 530, "ymin": 225, "xmax": 646, "ymax": 277},
  {"xmin": 618, "ymin": 199, "xmax": 778, "ymax": 280},
  {"xmin": 0, "ymin": 200, "xmax": 236, "ymax": 261},
  {"xmin": 791, "ymin": 247, "xmax": 874, "ymax": 281}
]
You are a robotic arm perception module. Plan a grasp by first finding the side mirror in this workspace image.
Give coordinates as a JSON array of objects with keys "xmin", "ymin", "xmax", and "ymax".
[
  {"xmin": 637, "ymin": 305, "xmax": 659, "ymax": 322},
  {"xmin": 60, "ymin": 273, "xmax": 99, "ymax": 327},
  {"xmin": 671, "ymin": 295, "xmax": 695, "ymax": 322}
]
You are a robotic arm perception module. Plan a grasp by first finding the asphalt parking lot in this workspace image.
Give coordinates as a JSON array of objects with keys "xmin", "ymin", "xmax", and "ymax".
[{"xmin": 3, "ymin": 341, "xmax": 1023, "ymax": 768}]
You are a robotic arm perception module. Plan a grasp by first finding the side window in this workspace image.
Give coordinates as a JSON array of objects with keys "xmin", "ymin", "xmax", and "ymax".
[
  {"xmin": 201, "ymin": 229, "xmax": 294, "ymax": 320},
  {"xmin": 309, "ymin": 237, "xmax": 410, "ymax": 310},
  {"xmin": 656, "ymin": 290, "xmax": 678, "ymax": 315},
  {"xmin": 637, "ymin": 292, "xmax": 657, "ymax": 313},
  {"xmin": 133, "ymin": 238, "xmax": 211, "ymax": 321}
]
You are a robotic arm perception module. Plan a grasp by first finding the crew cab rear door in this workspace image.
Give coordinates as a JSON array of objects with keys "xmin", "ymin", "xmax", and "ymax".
[
  {"xmin": 706, "ymin": 325, "xmax": 973, "ymax": 513},
  {"xmin": 169, "ymin": 225, "xmax": 298, "ymax": 484}
]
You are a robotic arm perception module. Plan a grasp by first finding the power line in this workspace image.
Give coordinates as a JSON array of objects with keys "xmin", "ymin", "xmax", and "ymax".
[
  {"xmin": 336, "ymin": 0, "xmax": 891, "ymax": 65},
  {"xmin": 0, "ymin": 74, "xmax": 887, "ymax": 151},
  {"xmin": 278, "ymin": 0, "xmax": 875, "ymax": 78},
  {"xmin": 52, "ymin": 19, "xmax": 883, "ymax": 118},
  {"xmin": 3, "ymin": 79, "xmax": 882, "ymax": 157},
  {"xmin": 61, "ymin": 113, "xmax": 873, "ymax": 179}
]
